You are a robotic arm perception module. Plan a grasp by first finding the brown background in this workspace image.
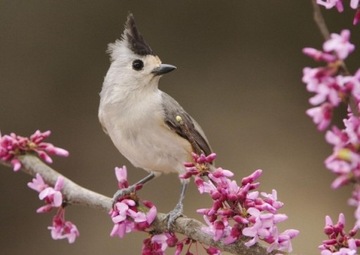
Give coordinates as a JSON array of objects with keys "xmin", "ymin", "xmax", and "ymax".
[{"xmin": 1, "ymin": 1, "xmax": 359, "ymax": 254}]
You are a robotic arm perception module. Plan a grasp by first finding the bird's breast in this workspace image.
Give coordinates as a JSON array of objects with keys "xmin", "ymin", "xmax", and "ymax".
[{"xmin": 99, "ymin": 94, "xmax": 192, "ymax": 175}]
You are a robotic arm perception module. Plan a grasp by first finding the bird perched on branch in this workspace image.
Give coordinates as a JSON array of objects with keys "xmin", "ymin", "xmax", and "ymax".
[{"xmin": 98, "ymin": 13, "xmax": 212, "ymax": 226}]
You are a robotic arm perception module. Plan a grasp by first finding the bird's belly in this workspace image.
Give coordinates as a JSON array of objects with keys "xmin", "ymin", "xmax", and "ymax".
[{"xmin": 108, "ymin": 122, "xmax": 192, "ymax": 175}]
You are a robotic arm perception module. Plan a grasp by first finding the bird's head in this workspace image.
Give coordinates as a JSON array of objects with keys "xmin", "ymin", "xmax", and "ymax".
[{"xmin": 105, "ymin": 13, "xmax": 176, "ymax": 90}]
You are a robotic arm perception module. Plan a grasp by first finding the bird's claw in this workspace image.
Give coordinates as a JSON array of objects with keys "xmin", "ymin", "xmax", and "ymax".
[
  {"xmin": 166, "ymin": 202, "xmax": 183, "ymax": 230},
  {"xmin": 112, "ymin": 186, "xmax": 136, "ymax": 208}
]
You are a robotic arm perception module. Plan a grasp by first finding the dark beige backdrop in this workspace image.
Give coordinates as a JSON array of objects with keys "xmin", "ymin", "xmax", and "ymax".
[{"xmin": 1, "ymin": 1, "xmax": 359, "ymax": 254}]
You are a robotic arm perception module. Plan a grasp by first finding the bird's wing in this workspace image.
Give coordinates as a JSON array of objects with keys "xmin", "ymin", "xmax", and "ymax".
[{"xmin": 161, "ymin": 92, "xmax": 212, "ymax": 156}]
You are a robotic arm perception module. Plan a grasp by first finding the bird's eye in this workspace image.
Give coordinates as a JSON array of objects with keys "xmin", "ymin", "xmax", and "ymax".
[{"xmin": 132, "ymin": 59, "xmax": 144, "ymax": 71}]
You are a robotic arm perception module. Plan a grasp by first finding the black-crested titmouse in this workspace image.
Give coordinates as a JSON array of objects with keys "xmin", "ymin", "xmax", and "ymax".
[{"xmin": 98, "ymin": 13, "xmax": 212, "ymax": 224}]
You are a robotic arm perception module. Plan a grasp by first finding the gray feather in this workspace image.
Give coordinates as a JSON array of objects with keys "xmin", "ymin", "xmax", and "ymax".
[{"xmin": 161, "ymin": 92, "xmax": 212, "ymax": 156}]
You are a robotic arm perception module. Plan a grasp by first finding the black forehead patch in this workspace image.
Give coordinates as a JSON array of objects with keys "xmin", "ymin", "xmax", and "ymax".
[{"xmin": 125, "ymin": 13, "xmax": 154, "ymax": 56}]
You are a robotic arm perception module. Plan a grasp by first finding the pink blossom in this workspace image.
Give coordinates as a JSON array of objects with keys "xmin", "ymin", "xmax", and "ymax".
[
  {"xmin": 324, "ymin": 114, "xmax": 360, "ymax": 188},
  {"xmin": 150, "ymin": 234, "xmax": 169, "ymax": 252},
  {"xmin": 261, "ymin": 190, "xmax": 284, "ymax": 210},
  {"xmin": 303, "ymin": 47, "xmax": 337, "ymax": 62},
  {"xmin": 325, "ymin": 126, "xmax": 349, "ymax": 148},
  {"xmin": 351, "ymin": 0, "xmax": 360, "ymax": 9},
  {"xmin": 195, "ymin": 176, "xmax": 216, "ymax": 194},
  {"xmin": 302, "ymin": 66, "xmax": 342, "ymax": 107},
  {"xmin": 309, "ymin": 78, "xmax": 341, "ymax": 106},
  {"xmin": 28, "ymin": 174, "xmax": 65, "ymax": 213},
  {"xmin": 113, "ymin": 156, "xmax": 298, "ymax": 253},
  {"xmin": 306, "ymin": 104, "xmax": 333, "ymax": 131},
  {"xmin": 336, "ymin": 72, "xmax": 360, "ymax": 101},
  {"xmin": 241, "ymin": 169, "xmax": 262, "ymax": 185},
  {"xmin": 37, "ymin": 176, "xmax": 64, "ymax": 213},
  {"xmin": 321, "ymin": 247, "xmax": 356, "ymax": 255},
  {"xmin": 316, "ymin": 0, "xmax": 360, "ymax": 12},
  {"xmin": 317, "ymin": 0, "xmax": 344, "ymax": 11},
  {"xmin": 0, "ymin": 130, "xmax": 69, "ymax": 171},
  {"xmin": 302, "ymin": 30, "xmax": 359, "ymax": 131},
  {"xmin": 325, "ymin": 147, "xmax": 360, "ymax": 189},
  {"xmin": 194, "ymin": 164, "xmax": 297, "ymax": 252},
  {"xmin": 110, "ymin": 166, "xmax": 158, "ymax": 239},
  {"xmin": 110, "ymin": 217, "xmax": 134, "ymax": 238},
  {"xmin": 141, "ymin": 232, "xmax": 178, "ymax": 255},
  {"xmin": 267, "ymin": 228, "xmax": 299, "ymax": 253},
  {"xmin": 302, "ymin": 67, "xmax": 334, "ymax": 92},
  {"xmin": 111, "ymin": 199, "xmax": 135, "ymax": 223},
  {"xmin": 193, "ymin": 152, "xmax": 217, "ymax": 164},
  {"xmin": 180, "ymin": 153, "xmax": 217, "ymax": 180},
  {"xmin": 27, "ymin": 173, "xmax": 78, "ymax": 243},
  {"xmin": 162, "ymin": 234, "xmax": 218, "ymax": 255},
  {"xmin": 109, "ymin": 198, "xmax": 157, "ymax": 238},
  {"xmin": 242, "ymin": 208, "xmax": 267, "ymax": 246},
  {"xmin": 211, "ymin": 167, "xmax": 234, "ymax": 178},
  {"xmin": 201, "ymin": 215, "xmax": 236, "ymax": 244},
  {"xmin": 343, "ymin": 115, "xmax": 360, "ymax": 145},
  {"xmin": 319, "ymin": 213, "xmax": 360, "ymax": 254},
  {"xmin": 115, "ymin": 166, "xmax": 129, "ymax": 189},
  {"xmin": 242, "ymin": 208, "xmax": 292, "ymax": 251},
  {"xmin": 323, "ymin": 30, "xmax": 355, "ymax": 60},
  {"xmin": 48, "ymin": 208, "xmax": 79, "ymax": 243},
  {"xmin": 205, "ymin": 246, "xmax": 221, "ymax": 255},
  {"xmin": 27, "ymin": 173, "xmax": 48, "ymax": 192},
  {"xmin": 331, "ymin": 173, "xmax": 352, "ymax": 189},
  {"xmin": 353, "ymin": 9, "xmax": 360, "ymax": 25}
]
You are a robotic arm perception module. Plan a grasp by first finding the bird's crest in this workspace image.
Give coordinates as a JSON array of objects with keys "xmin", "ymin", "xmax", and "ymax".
[{"xmin": 122, "ymin": 13, "xmax": 154, "ymax": 56}]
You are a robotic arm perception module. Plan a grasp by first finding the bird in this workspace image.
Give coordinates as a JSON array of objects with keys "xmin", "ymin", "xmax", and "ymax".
[{"xmin": 98, "ymin": 13, "xmax": 212, "ymax": 226}]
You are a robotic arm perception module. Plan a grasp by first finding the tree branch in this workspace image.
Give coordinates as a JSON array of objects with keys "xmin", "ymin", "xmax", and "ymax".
[{"xmin": 2, "ymin": 154, "xmax": 284, "ymax": 255}]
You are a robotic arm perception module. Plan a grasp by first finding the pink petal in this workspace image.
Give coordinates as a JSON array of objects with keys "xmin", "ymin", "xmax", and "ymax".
[
  {"xmin": 52, "ymin": 192, "xmax": 63, "ymax": 207},
  {"xmin": 115, "ymin": 166, "xmax": 128, "ymax": 183},
  {"xmin": 39, "ymin": 187, "xmax": 55, "ymax": 200},
  {"xmin": 11, "ymin": 159, "xmax": 22, "ymax": 171},
  {"xmin": 37, "ymin": 151, "xmax": 53, "ymax": 164},
  {"xmin": 54, "ymin": 176, "xmax": 64, "ymax": 191},
  {"xmin": 53, "ymin": 147, "xmax": 69, "ymax": 157},
  {"xmin": 146, "ymin": 206, "xmax": 157, "ymax": 224}
]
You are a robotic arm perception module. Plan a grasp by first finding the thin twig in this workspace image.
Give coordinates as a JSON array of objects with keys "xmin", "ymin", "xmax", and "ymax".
[
  {"xmin": 1, "ymin": 154, "xmax": 283, "ymax": 255},
  {"xmin": 311, "ymin": 0, "xmax": 330, "ymax": 40}
]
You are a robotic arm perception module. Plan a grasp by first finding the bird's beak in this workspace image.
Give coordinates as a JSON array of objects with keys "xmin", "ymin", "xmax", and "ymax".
[{"xmin": 151, "ymin": 64, "xmax": 176, "ymax": 76}]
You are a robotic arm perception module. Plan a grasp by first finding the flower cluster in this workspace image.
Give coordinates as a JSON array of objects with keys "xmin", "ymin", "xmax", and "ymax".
[
  {"xmin": 302, "ymin": 30, "xmax": 358, "ymax": 131},
  {"xmin": 28, "ymin": 173, "xmax": 64, "ymax": 213},
  {"xmin": 325, "ymin": 114, "xmax": 360, "ymax": 189},
  {"xmin": 28, "ymin": 173, "xmax": 79, "ymax": 243},
  {"xmin": 142, "ymin": 232, "xmax": 178, "ymax": 255},
  {"xmin": 142, "ymin": 233, "xmax": 220, "ymax": 255},
  {"xmin": 181, "ymin": 153, "xmax": 299, "ymax": 253},
  {"xmin": 319, "ymin": 213, "xmax": 360, "ymax": 254},
  {"xmin": 109, "ymin": 166, "xmax": 157, "ymax": 238},
  {"xmin": 111, "ymin": 165, "xmax": 221, "ymax": 255},
  {"xmin": 110, "ymin": 198, "xmax": 157, "ymax": 238},
  {"xmin": 317, "ymin": 0, "xmax": 360, "ymax": 25},
  {"xmin": 49, "ymin": 207, "xmax": 80, "ymax": 244},
  {"xmin": 0, "ymin": 130, "xmax": 69, "ymax": 171},
  {"xmin": 303, "ymin": 22, "xmax": 360, "ymax": 255}
]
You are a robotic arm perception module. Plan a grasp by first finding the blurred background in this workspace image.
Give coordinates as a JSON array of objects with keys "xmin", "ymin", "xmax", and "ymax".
[{"xmin": 1, "ymin": 1, "xmax": 359, "ymax": 254}]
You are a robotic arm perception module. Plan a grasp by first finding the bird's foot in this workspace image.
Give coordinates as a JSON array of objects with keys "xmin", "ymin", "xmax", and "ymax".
[
  {"xmin": 166, "ymin": 202, "xmax": 183, "ymax": 230},
  {"xmin": 112, "ymin": 185, "xmax": 136, "ymax": 208}
]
